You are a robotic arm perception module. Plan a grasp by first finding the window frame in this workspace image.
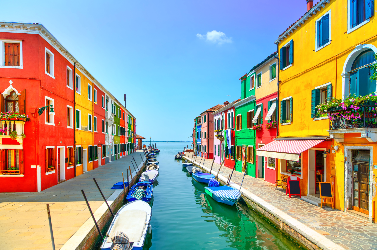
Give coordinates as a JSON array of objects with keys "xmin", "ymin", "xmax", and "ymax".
[
  {"xmin": 269, "ymin": 63, "xmax": 277, "ymax": 81},
  {"xmin": 45, "ymin": 96, "xmax": 55, "ymax": 125},
  {"xmin": 0, "ymin": 40, "xmax": 23, "ymax": 69},
  {"xmin": 250, "ymin": 74, "xmax": 255, "ymax": 90},
  {"xmin": 88, "ymin": 114, "xmax": 92, "ymax": 131},
  {"xmin": 94, "ymin": 116, "xmax": 97, "ymax": 132},
  {"xmin": 45, "ymin": 146, "xmax": 56, "ymax": 174},
  {"xmin": 102, "ymin": 96, "xmax": 105, "ymax": 108},
  {"xmin": 94, "ymin": 88, "xmax": 97, "ymax": 103},
  {"xmin": 315, "ymin": 10, "xmax": 332, "ymax": 52},
  {"xmin": 76, "ymin": 109, "xmax": 81, "ymax": 130},
  {"xmin": 67, "ymin": 105, "xmax": 73, "ymax": 129},
  {"xmin": 313, "ymin": 82, "xmax": 332, "ymax": 120},
  {"xmin": 102, "ymin": 119, "xmax": 105, "ymax": 133},
  {"xmin": 66, "ymin": 66, "xmax": 73, "ymax": 89},
  {"xmin": 45, "ymin": 48, "xmax": 54, "ymax": 78},
  {"xmin": 281, "ymin": 40, "xmax": 293, "ymax": 71},
  {"xmin": 75, "ymin": 74, "xmax": 81, "ymax": 94},
  {"xmin": 256, "ymin": 72, "xmax": 262, "ymax": 88},
  {"xmin": 88, "ymin": 84, "xmax": 92, "ymax": 101},
  {"xmin": 281, "ymin": 96, "xmax": 292, "ymax": 125},
  {"xmin": 347, "ymin": 0, "xmax": 373, "ymax": 34}
]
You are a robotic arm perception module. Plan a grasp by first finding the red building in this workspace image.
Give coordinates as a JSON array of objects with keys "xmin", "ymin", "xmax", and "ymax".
[
  {"xmin": 0, "ymin": 25, "xmax": 75, "ymax": 192},
  {"xmin": 120, "ymin": 108, "xmax": 125, "ymax": 157}
]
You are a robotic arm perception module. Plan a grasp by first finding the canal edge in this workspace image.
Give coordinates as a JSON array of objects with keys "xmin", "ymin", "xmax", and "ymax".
[
  {"xmin": 61, "ymin": 159, "xmax": 147, "ymax": 250},
  {"xmin": 183, "ymin": 156, "xmax": 345, "ymax": 250}
]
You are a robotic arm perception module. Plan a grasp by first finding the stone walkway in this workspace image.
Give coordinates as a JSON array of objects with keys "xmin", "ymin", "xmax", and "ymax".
[
  {"xmin": 0, "ymin": 152, "xmax": 145, "ymax": 250},
  {"xmin": 185, "ymin": 153, "xmax": 377, "ymax": 250}
]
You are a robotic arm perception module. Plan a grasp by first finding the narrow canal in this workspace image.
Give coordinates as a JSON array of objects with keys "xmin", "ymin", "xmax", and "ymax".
[{"xmin": 143, "ymin": 142, "xmax": 304, "ymax": 250}]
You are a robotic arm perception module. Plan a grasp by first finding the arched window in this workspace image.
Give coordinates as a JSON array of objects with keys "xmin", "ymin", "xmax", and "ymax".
[
  {"xmin": 348, "ymin": 49, "xmax": 376, "ymax": 97},
  {"xmin": 5, "ymin": 91, "xmax": 19, "ymax": 112}
]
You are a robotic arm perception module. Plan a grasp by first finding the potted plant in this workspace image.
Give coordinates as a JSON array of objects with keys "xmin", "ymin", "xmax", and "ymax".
[
  {"xmin": 9, "ymin": 131, "xmax": 17, "ymax": 140},
  {"xmin": 266, "ymin": 121, "xmax": 277, "ymax": 129},
  {"xmin": 252, "ymin": 124, "xmax": 263, "ymax": 130}
]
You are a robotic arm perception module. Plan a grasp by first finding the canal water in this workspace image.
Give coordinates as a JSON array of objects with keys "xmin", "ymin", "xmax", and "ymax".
[{"xmin": 143, "ymin": 142, "xmax": 304, "ymax": 250}]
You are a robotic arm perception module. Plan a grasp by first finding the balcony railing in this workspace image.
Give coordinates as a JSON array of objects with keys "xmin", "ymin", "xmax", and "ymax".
[
  {"xmin": 329, "ymin": 104, "xmax": 376, "ymax": 130},
  {"xmin": 0, "ymin": 120, "xmax": 26, "ymax": 142}
]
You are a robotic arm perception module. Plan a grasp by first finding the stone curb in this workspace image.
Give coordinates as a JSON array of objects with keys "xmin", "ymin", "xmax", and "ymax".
[{"xmin": 183, "ymin": 156, "xmax": 345, "ymax": 250}]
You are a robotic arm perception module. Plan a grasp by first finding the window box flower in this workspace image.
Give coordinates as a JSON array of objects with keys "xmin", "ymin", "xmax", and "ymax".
[
  {"xmin": 266, "ymin": 121, "xmax": 277, "ymax": 129},
  {"xmin": 252, "ymin": 124, "xmax": 263, "ymax": 130}
]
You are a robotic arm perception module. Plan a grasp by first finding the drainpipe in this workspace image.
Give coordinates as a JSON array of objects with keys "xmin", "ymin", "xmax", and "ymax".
[
  {"xmin": 275, "ymin": 46, "xmax": 280, "ymax": 139},
  {"xmin": 73, "ymin": 62, "xmax": 76, "ymax": 177}
]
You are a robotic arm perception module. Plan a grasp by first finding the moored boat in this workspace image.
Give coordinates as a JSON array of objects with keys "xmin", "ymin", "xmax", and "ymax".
[
  {"xmin": 182, "ymin": 162, "xmax": 193, "ymax": 167},
  {"xmin": 126, "ymin": 182, "xmax": 153, "ymax": 203},
  {"xmin": 100, "ymin": 200, "xmax": 151, "ymax": 250},
  {"xmin": 192, "ymin": 171, "xmax": 215, "ymax": 184},
  {"xmin": 139, "ymin": 170, "xmax": 159, "ymax": 184},
  {"xmin": 205, "ymin": 185, "xmax": 241, "ymax": 206}
]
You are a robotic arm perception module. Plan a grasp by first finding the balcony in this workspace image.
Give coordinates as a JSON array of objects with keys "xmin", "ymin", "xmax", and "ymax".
[{"xmin": 0, "ymin": 120, "xmax": 27, "ymax": 145}]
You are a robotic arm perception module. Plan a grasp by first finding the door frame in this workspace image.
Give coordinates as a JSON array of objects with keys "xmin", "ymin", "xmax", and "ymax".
[
  {"xmin": 344, "ymin": 146, "xmax": 374, "ymax": 222},
  {"xmin": 98, "ymin": 147, "xmax": 101, "ymax": 167},
  {"xmin": 308, "ymin": 148, "xmax": 327, "ymax": 196},
  {"xmin": 57, "ymin": 146, "xmax": 65, "ymax": 181},
  {"xmin": 83, "ymin": 149, "xmax": 88, "ymax": 172}
]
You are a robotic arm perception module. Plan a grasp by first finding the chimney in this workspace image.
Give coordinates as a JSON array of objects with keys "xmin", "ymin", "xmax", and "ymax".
[
  {"xmin": 307, "ymin": 0, "xmax": 313, "ymax": 11},
  {"xmin": 224, "ymin": 101, "xmax": 229, "ymax": 106}
]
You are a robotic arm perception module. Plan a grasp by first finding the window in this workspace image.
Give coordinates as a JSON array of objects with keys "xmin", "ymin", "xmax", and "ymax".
[
  {"xmin": 236, "ymin": 146, "xmax": 242, "ymax": 160},
  {"xmin": 88, "ymin": 84, "xmax": 92, "ymax": 101},
  {"xmin": 250, "ymin": 75, "xmax": 255, "ymax": 89},
  {"xmin": 349, "ymin": 0, "xmax": 374, "ymax": 31},
  {"xmin": 45, "ymin": 147, "xmax": 56, "ymax": 172},
  {"xmin": 316, "ymin": 12, "xmax": 331, "ymax": 50},
  {"xmin": 280, "ymin": 97, "xmax": 293, "ymax": 124},
  {"xmin": 247, "ymin": 146, "xmax": 254, "ymax": 163},
  {"xmin": 252, "ymin": 104, "xmax": 263, "ymax": 125},
  {"xmin": 102, "ymin": 96, "xmax": 104, "ymax": 108},
  {"xmin": 204, "ymin": 132, "xmax": 206, "ymax": 139},
  {"xmin": 76, "ymin": 109, "xmax": 81, "ymax": 129},
  {"xmin": 119, "ymin": 109, "xmax": 121, "ymax": 118},
  {"xmin": 102, "ymin": 145, "xmax": 106, "ymax": 158},
  {"xmin": 266, "ymin": 100, "xmax": 277, "ymax": 122},
  {"xmin": 270, "ymin": 63, "xmax": 277, "ymax": 80},
  {"xmin": 247, "ymin": 110, "xmax": 254, "ymax": 128},
  {"xmin": 45, "ymin": 97, "xmax": 54, "ymax": 125},
  {"xmin": 204, "ymin": 115, "xmax": 206, "ymax": 123},
  {"xmin": 230, "ymin": 146, "xmax": 235, "ymax": 160},
  {"xmin": 257, "ymin": 73, "xmax": 262, "ymax": 88},
  {"xmin": 267, "ymin": 157, "xmax": 276, "ymax": 169},
  {"xmin": 123, "ymin": 113, "xmax": 125, "ymax": 120},
  {"xmin": 76, "ymin": 74, "xmax": 81, "ymax": 94},
  {"xmin": 230, "ymin": 112, "xmax": 234, "ymax": 129},
  {"xmin": 311, "ymin": 84, "xmax": 332, "ymax": 118},
  {"xmin": 0, "ymin": 149, "xmax": 24, "ymax": 175},
  {"xmin": 94, "ymin": 89, "xmax": 97, "ymax": 103},
  {"xmin": 348, "ymin": 50, "xmax": 376, "ymax": 97},
  {"xmin": 106, "ymin": 121, "xmax": 108, "ymax": 133},
  {"xmin": 67, "ymin": 106, "xmax": 73, "ymax": 128},
  {"xmin": 106, "ymin": 97, "xmax": 109, "ymax": 111},
  {"xmin": 94, "ymin": 116, "xmax": 97, "ymax": 132},
  {"xmin": 88, "ymin": 114, "xmax": 92, "ymax": 131},
  {"xmin": 280, "ymin": 40, "xmax": 294, "ymax": 70},
  {"xmin": 5, "ymin": 91, "xmax": 19, "ymax": 113},
  {"xmin": 45, "ymin": 48, "xmax": 54, "ymax": 77},
  {"xmin": 236, "ymin": 115, "xmax": 242, "ymax": 130},
  {"xmin": 76, "ymin": 146, "xmax": 83, "ymax": 165},
  {"xmin": 281, "ymin": 158, "xmax": 302, "ymax": 176},
  {"xmin": 1, "ymin": 41, "xmax": 21, "ymax": 67},
  {"xmin": 67, "ymin": 147, "xmax": 74, "ymax": 166},
  {"xmin": 112, "ymin": 125, "xmax": 115, "ymax": 135},
  {"xmin": 102, "ymin": 120, "xmax": 105, "ymax": 133},
  {"xmin": 67, "ymin": 67, "xmax": 73, "ymax": 88}
]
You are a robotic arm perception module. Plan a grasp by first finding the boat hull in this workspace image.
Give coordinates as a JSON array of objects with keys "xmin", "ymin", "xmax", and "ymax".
[
  {"xmin": 204, "ymin": 186, "xmax": 241, "ymax": 206},
  {"xmin": 126, "ymin": 182, "xmax": 153, "ymax": 203},
  {"xmin": 192, "ymin": 172, "xmax": 215, "ymax": 184}
]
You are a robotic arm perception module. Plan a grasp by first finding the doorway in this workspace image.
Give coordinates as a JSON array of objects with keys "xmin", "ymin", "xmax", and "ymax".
[
  {"xmin": 98, "ymin": 147, "xmax": 101, "ymax": 167},
  {"xmin": 258, "ymin": 156, "xmax": 264, "ymax": 178},
  {"xmin": 83, "ymin": 149, "xmax": 88, "ymax": 172},
  {"xmin": 308, "ymin": 150, "xmax": 326, "ymax": 197},
  {"xmin": 57, "ymin": 147, "xmax": 65, "ymax": 182},
  {"xmin": 351, "ymin": 150, "xmax": 370, "ymax": 215}
]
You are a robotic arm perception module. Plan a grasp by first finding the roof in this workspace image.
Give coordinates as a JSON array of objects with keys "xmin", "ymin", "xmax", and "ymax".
[
  {"xmin": 201, "ymin": 104, "xmax": 224, "ymax": 114},
  {"xmin": 240, "ymin": 52, "xmax": 277, "ymax": 79},
  {"xmin": 275, "ymin": 0, "xmax": 329, "ymax": 44},
  {"xmin": 136, "ymin": 134, "xmax": 145, "ymax": 139},
  {"xmin": 214, "ymin": 99, "xmax": 241, "ymax": 115}
]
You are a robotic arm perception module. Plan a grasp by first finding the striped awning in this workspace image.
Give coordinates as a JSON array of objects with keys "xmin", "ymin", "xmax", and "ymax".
[{"xmin": 256, "ymin": 140, "xmax": 324, "ymax": 161}]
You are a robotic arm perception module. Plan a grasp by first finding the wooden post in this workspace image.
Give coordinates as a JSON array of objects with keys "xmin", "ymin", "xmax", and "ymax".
[
  {"xmin": 210, "ymin": 158, "xmax": 215, "ymax": 173},
  {"xmin": 129, "ymin": 166, "xmax": 133, "ymax": 179},
  {"xmin": 216, "ymin": 160, "xmax": 225, "ymax": 181},
  {"xmin": 122, "ymin": 172, "xmax": 127, "ymax": 199},
  {"xmin": 81, "ymin": 190, "xmax": 103, "ymax": 239},
  {"xmin": 46, "ymin": 204, "xmax": 55, "ymax": 250},
  {"xmin": 93, "ymin": 178, "xmax": 114, "ymax": 218}
]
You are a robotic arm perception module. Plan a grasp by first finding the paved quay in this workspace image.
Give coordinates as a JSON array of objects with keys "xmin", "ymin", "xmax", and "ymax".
[
  {"xmin": 0, "ymin": 152, "xmax": 145, "ymax": 250},
  {"xmin": 184, "ymin": 153, "xmax": 377, "ymax": 250}
]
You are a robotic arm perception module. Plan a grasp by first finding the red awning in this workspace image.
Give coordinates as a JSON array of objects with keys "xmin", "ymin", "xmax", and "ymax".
[{"xmin": 256, "ymin": 140, "xmax": 324, "ymax": 161}]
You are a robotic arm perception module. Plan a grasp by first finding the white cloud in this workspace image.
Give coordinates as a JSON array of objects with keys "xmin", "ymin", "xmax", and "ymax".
[{"xmin": 196, "ymin": 30, "xmax": 232, "ymax": 45}]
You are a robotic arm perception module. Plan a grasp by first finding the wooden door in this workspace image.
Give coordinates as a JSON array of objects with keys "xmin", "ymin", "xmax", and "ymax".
[
  {"xmin": 57, "ymin": 149, "xmax": 61, "ymax": 181},
  {"xmin": 352, "ymin": 151, "xmax": 370, "ymax": 215}
]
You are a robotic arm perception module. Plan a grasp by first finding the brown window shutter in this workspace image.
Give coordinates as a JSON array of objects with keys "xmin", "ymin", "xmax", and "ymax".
[
  {"xmin": 4, "ymin": 43, "xmax": 10, "ymax": 66},
  {"xmin": 46, "ymin": 99, "xmax": 50, "ymax": 123},
  {"xmin": 13, "ymin": 43, "xmax": 20, "ymax": 66},
  {"xmin": 240, "ymin": 115, "xmax": 242, "ymax": 129},
  {"xmin": 19, "ymin": 150, "xmax": 24, "ymax": 174},
  {"xmin": 46, "ymin": 53, "xmax": 50, "ymax": 73},
  {"xmin": 247, "ymin": 112, "xmax": 251, "ymax": 128},
  {"xmin": 0, "ymin": 149, "xmax": 3, "ymax": 172},
  {"xmin": 0, "ymin": 94, "xmax": 4, "ymax": 113},
  {"xmin": 52, "ymin": 148, "xmax": 56, "ymax": 168},
  {"xmin": 45, "ymin": 148, "xmax": 48, "ymax": 172},
  {"xmin": 67, "ymin": 68, "xmax": 70, "ymax": 86},
  {"xmin": 18, "ymin": 89, "xmax": 26, "ymax": 114},
  {"xmin": 251, "ymin": 147, "xmax": 254, "ymax": 163},
  {"xmin": 71, "ymin": 148, "xmax": 74, "ymax": 165}
]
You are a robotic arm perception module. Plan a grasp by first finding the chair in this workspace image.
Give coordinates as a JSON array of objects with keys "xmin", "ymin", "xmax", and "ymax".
[{"xmin": 275, "ymin": 175, "xmax": 288, "ymax": 190}]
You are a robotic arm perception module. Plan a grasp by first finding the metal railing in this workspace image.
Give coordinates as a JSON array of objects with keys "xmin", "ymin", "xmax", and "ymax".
[{"xmin": 329, "ymin": 105, "xmax": 376, "ymax": 130}]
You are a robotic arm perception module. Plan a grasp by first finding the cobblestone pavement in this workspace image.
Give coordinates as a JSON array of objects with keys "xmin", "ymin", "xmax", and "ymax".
[
  {"xmin": 0, "ymin": 152, "xmax": 144, "ymax": 250},
  {"xmin": 185, "ymin": 153, "xmax": 377, "ymax": 250}
]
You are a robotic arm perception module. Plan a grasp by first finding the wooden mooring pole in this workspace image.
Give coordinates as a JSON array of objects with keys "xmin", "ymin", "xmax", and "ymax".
[
  {"xmin": 46, "ymin": 204, "xmax": 55, "ymax": 250},
  {"xmin": 93, "ymin": 178, "xmax": 114, "ymax": 218},
  {"xmin": 81, "ymin": 190, "xmax": 104, "ymax": 239},
  {"xmin": 216, "ymin": 160, "xmax": 225, "ymax": 181}
]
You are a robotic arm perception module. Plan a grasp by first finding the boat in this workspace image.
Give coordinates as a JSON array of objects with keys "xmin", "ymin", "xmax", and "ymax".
[
  {"xmin": 205, "ymin": 185, "xmax": 241, "ymax": 206},
  {"xmin": 186, "ymin": 166, "xmax": 200, "ymax": 174},
  {"xmin": 126, "ymin": 182, "xmax": 153, "ymax": 203},
  {"xmin": 146, "ymin": 164, "xmax": 159, "ymax": 171},
  {"xmin": 174, "ymin": 152, "xmax": 183, "ymax": 160},
  {"xmin": 139, "ymin": 170, "xmax": 159, "ymax": 184},
  {"xmin": 147, "ymin": 160, "xmax": 159, "ymax": 165},
  {"xmin": 182, "ymin": 162, "xmax": 193, "ymax": 167},
  {"xmin": 100, "ymin": 200, "xmax": 151, "ymax": 250},
  {"xmin": 192, "ymin": 171, "xmax": 215, "ymax": 184}
]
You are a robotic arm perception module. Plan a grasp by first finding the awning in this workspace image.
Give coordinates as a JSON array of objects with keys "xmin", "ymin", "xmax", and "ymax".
[
  {"xmin": 252, "ymin": 106, "xmax": 261, "ymax": 123},
  {"xmin": 256, "ymin": 140, "xmax": 324, "ymax": 161},
  {"xmin": 265, "ymin": 102, "xmax": 276, "ymax": 121}
]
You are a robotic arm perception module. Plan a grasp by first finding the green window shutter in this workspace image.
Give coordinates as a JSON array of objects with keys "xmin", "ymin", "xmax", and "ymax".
[
  {"xmin": 289, "ymin": 40, "xmax": 294, "ymax": 65},
  {"xmin": 327, "ymin": 84, "xmax": 332, "ymax": 102},
  {"xmin": 280, "ymin": 100, "xmax": 286, "ymax": 123},
  {"xmin": 260, "ymin": 103, "xmax": 264, "ymax": 124},
  {"xmin": 273, "ymin": 64, "xmax": 276, "ymax": 78},
  {"xmin": 76, "ymin": 110, "xmax": 79, "ymax": 128},
  {"xmin": 268, "ymin": 101, "xmax": 271, "ymax": 111},
  {"xmin": 311, "ymin": 89, "xmax": 320, "ymax": 118},
  {"xmin": 290, "ymin": 97, "xmax": 293, "ymax": 122}
]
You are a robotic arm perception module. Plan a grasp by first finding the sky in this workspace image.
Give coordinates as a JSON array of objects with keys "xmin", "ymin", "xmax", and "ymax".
[{"xmin": 0, "ymin": 0, "xmax": 320, "ymax": 141}]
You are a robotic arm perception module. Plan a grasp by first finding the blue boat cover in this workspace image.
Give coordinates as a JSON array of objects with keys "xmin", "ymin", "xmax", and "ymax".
[
  {"xmin": 213, "ymin": 189, "xmax": 241, "ymax": 202},
  {"xmin": 208, "ymin": 178, "xmax": 220, "ymax": 187},
  {"xmin": 131, "ymin": 188, "xmax": 145, "ymax": 200},
  {"xmin": 111, "ymin": 182, "xmax": 128, "ymax": 189}
]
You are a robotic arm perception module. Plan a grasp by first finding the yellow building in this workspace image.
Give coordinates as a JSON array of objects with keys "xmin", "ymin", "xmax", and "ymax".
[
  {"xmin": 74, "ymin": 67, "xmax": 95, "ymax": 175},
  {"xmin": 257, "ymin": 0, "xmax": 377, "ymax": 222}
]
